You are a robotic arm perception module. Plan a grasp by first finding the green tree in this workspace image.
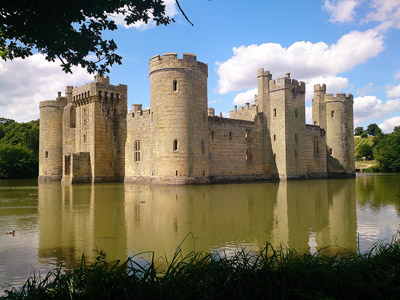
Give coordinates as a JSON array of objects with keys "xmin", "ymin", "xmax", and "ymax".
[
  {"xmin": 0, "ymin": 144, "xmax": 37, "ymax": 178},
  {"xmin": 1, "ymin": 0, "xmax": 190, "ymax": 74},
  {"xmin": 374, "ymin": 130, "xmax": 400, "ymax": 172},
  {"xmin": 366, "ymin": 123, "xmax": 382, "ymax": 136},
  {"xmin": 356, "ymin": 143, "xmax": 374, "ymax": 160},
  {"xmin": 393, "ymin": 126, "xmax": 400, "ymax": 133},
  {"xmin": 361, "ymin": 132, "xmax": 368, "ymax": 138},
  {"xmin": 354, "ymin": 126, "xmax": 364, "ymax": 136}
]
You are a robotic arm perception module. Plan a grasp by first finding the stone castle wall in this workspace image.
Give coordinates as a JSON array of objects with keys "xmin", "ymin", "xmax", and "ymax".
[{"xmin": 39, "ymin": 53, "xmax": 355, "ymax": 185}]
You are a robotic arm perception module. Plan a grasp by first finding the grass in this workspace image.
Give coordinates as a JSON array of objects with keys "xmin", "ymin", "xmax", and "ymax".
[
  {"xmin": 354, "ymin": 135, "xmax": 375, "ymax": 153},
  {"xmin": 2, "ymin": 234, "xmax": 400, "ymax": 299}
]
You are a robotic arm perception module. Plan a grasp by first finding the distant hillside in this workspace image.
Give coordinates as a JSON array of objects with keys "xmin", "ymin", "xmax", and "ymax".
[{"xmin": 354, "ymin": 136, "xmax": 374, "ymax": 152}]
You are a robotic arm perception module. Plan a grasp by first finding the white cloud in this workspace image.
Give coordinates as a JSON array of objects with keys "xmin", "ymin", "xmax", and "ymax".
[
  {"xmin": 208, "ymin": 99, "xmax": 223, "ymax": 105},
  {"xmin": 306, "ymin": 106, "xmax": 313, "ymax": 124},
  {"xmin": 109, "ymin": 0, "xmax": 178, "ymax": 30},
  {"xmin": 0, "ymin": 54, "xmax": 91, "ymax": 122},
  {"xmin": 387, "ymin": 84, "xmax": 400, "ymax": 99},
  {"xmin": 233, "ymin": 88, "xmax": 257, "ymax": 105},
  {"xmin": 379, "ymin": 116, "xmax": 400, "ymax": 133},
  {"xmin": 323, "ymin": 0, "xmax": 361, "ymax": 23},
  {"xmin": 357, "ymin": 82, "xmax": 373, "ymax": 96},
  {"xmin": 395, "ymin": 71, "xmax": 400, "ymax": 79},
  {"xmin": 353, "ymin": 96, "xmax": 400, "ymax": 125},
  {"xmin": 365, "ymin": 0, "xmax": 400, "ymax": 31},
  {"xmin": 216, "ymin": 29, "xmax": 384, "ymax": 99}
]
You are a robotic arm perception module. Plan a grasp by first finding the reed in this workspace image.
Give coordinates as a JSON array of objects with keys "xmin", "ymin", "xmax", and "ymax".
[{"xmin": 2, "ymin": 234, "xmax": 400, "ymax": 299}]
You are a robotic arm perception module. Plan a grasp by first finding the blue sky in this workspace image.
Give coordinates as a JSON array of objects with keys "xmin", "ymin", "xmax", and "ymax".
[{"xmin": 1, "ymin": 0, "xmax": 400, "ymax": 132}]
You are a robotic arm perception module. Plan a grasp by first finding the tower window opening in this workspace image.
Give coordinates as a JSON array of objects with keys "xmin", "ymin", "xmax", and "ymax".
[
  {"xmin": 229, "ymin": 132, "xmax": 232, "ymax": 141},
  {"xmin": 98, "ymin": 91, "xmax": 102, "ymax": 99},
  {"xmin": 245, "ymin": 129, "xmax": 251, "ymax": 138},
  {"xmin": 134, "ymin": 140, "xmax": 140, "ymax": 162},
  {"xmin": 273, "ymin": 134, "xmax": 276, "ymax": 141},
  {"xmin": 173, "ymin": 80, "xmax": 178, "ymax": 92},
  {"xmin": 246, "ymin": 149, "xmax": 253, "ymax": 160},
  {"xmin": 314, "ymin": 121, "xmax": 317, "ymax": 125},
  {"xmin": 331, "ymin": 110, "xmax": 335, "ymax": 118},
  {"xmin": 107, "ymin": 109, "xmax": 110, "ymax": 116},
  {"xmin": 329, "ymin": 148, "xmax": 333, "ymax": 155},
  {"xmin": 45, "ymin": 151, "xmax": 48, "ymax": 159},
  {"xmin": 202, "ymin": 170, "xmax": 205, "ymax": 176},
  {"xmin": 295, "ymin": 133, "xmax": 298, "ymax": 142},
  {"xmin": 295, "ymin": 149, "xmax": 298, "ymax": 158},
  {"xmin": 211, "ymin": 131, "xmax": 215, "ymax": 140},
  {"xmin": 111, "ymin": 93, "xmax": 114, "ymax": 99},
  {"xmin": 295, "ymin": 109, "xmax": 298, "ymax": 118},
  {"xmin": 273, "ymin": 153, "xmax": 276, "ymax": 160},
  {"xmin": 273, "ymin": 108, "xmax": 277, "ymax": 117},
  {"xmin": 87, "ymin": 91, "xmax": 90, "ymax": 97},
  {"xmin": 173, "ymin": 139, "xmax": 178, "ymax": 151},
  {"xmin": 83, "ymin": 134, "xmax": 86, "ymax": 144},
  {"xmin": 176, "ymin": 170, "xmax": 178, "ymax": 176},
  {"xmin": 151, "ymin": 112, "xmax": 153, "ymax": 122},
  {"xmin": 201, "ymin": 140, "xmax": 205, "ymax": 153}
]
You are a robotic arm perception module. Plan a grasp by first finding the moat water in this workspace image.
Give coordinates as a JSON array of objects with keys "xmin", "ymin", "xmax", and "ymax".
[{"xmin": 1, "ymin": 174, "xmax": 400, "ymax": 291}]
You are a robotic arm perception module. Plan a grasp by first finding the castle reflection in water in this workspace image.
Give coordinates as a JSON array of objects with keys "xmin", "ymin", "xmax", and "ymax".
[{"xmin": 37, "ymin": 179, "xmax": 357, "ymax": 266}]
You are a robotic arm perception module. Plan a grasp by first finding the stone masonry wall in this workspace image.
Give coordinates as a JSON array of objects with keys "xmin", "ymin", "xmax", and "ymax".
[{"xmin": 305, "ymin": 125, "xmax": 327, "ymax": 177}]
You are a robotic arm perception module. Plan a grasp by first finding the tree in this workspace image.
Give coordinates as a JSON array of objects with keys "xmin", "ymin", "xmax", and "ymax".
[
  {"xmin": 1, "ymin": 0, "xmax": 191, "ymax": 74},
  {"xmin": 366, "ymin": 123, "xmax": 382, "ymax": 136},
  {"xmin": 354, "ymin": 126, "xmax": 364, "ymax": 136},
  {"xmin": 393, "ymin": 126, "xmax": 400, "ymax": 133},
  {"xmin": 356, "ymin": 143, "xmax": 373, "ymax": 160},
  {"xmin": 0, "ymin": 144, "xmax": 37, "ymax": 178},
  {"xmin": 374, "ymin": 130, "xmax": 400, "ymax": 172},
  {"xmin": 361, "ymin": 132, "xmax": 368, "ymax": 138}
]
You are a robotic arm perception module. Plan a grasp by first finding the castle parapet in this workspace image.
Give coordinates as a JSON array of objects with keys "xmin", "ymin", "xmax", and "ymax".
[
  {"xmin": 269, "ymin": 74, "xmax": 305, "ymax": 94},
  {"xmin": 94, "ymin": 75, "xmax": 110, "ymax": 84},
  {"xmin": 324, "ymin": 93, "xmax": 353, "ymax": 103},
  {"xmin": 149, "ymin": 52, "xmax": 208, "ymax": 75}
]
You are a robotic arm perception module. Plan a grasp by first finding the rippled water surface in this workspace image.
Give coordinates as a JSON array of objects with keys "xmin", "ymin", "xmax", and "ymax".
[{"xmin": 1, "ymin": 174, "xmax": 400, "ymax": 291}]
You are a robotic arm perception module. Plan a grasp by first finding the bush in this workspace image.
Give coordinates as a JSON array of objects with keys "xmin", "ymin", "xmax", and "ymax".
[
  {"xmin": 0, "ymin": 144, "xmax": 38, "ymax": 178},
  {"xmin": 374, "ymin": 130, "xmax": 400, "ymax": 172}
]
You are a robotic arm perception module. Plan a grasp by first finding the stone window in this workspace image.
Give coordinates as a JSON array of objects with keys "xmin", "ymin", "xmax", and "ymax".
[
  {"xmin": 273, "ymin": 108, "xmax": 277, "ymax": 117},
  {"xmin": 329, "ymin": 148, "xmax": 333, "ymax": 155},
  {"xmin": 201, "ymin": 140, "xmax": 205, "ymax": 153},
  {"xmin": 134, "ymin": 140, "xmax": 140, "ymax": 162},
  {"xmin": 229, "ymin": 132, "xmax": 232, "ymax": 141},
  {"xmin": 273, "ymin": 153, "xmax": 276, "ymax": 160},
  {"xmin": 173, "ymin": 139, "xmax": 178, "ymax": 151},
  {"xmin": 314, "ymin": 121, "xmax": 317, "ymax": 125},
  {"xmin": 173, "ymin": 80, "xmax": 178, "ymax": 92},
  {"xmin": 83, "ymin": 134, "xmax": 86, "ymax": 144},
  {"xmin": 111, "ymin": 93, "xmax": 114, "ymax": 100},
  {"xmin": 107, "ymin": 109, "xmax": 110, "ymax": 116},
  {"xmin": 176, "ymin": 170, "xmax": 178, "ymax": 176},
  {"xmin": 202, "ymin": 170, "xmax": 205, "ymax": 176},
  {"xmin": 45, "ymin": 151, "xmax": 48, "ymax": 159},
  {"xmin": 295, "ymin": 149, "xmax": 298, "ymax": 158},
  {"xmin": 245, "ymin": 129, "xmax": 251, "ymax": 138},
  {"xmin": 105, "ymin": 92, "xmax": 108, "ymax": 98},
  {"xmin": 151, "ymin": 112, "xmax": 153, "ymax": 122},
  {"xmin": 246, "ymin": 149, "xmax": 253, "ymax": 160},
  {"xmin": 295, "ymin": 109, "xmax": 298, "ymax": 118},
  {"xmin": 273, "ymin": 134, "xmax": 276, "ymax": 141},
  {"xmin": 295, "ymin": 133, "xmax": 298, "ymax": 142},
  {"xmin": 331, "ymin": 110, "xmax": 335, "ymax": 118},
  {"xmin": 211, "ymin": 131, "xmax": 215, "ymax": 140}
]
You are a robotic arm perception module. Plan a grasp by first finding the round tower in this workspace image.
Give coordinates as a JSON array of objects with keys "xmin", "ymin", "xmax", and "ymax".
[
  {"xmin": 325, "ymin": 93, "xmax": 355, "ymax": 174},
  {"xmin": 38, "ymin": 97, "xmax": 66, "ymax": 183},
  {"xmin": 149, "ymin": 53, "xmax": 209, "ymax": 183}
]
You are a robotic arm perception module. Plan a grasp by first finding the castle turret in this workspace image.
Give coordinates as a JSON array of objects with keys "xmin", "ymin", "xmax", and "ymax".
[
  {"xmin": 149, "ymin": 53, "xmax": 209, "ymax": 183},
  {"xmin": 38, "ymin": 93, "xmax": 67, "ymax": 183},
  {"xmin": 269, "ymin": 74, "xmax": 307, "ymax": 179},
  {"xmin": 312, "ymin": 86, "xmax": 355, "ymax": 175},
  {"xmin": 257, "ymin": 68, "xmax": 272, "ymax": 116}
]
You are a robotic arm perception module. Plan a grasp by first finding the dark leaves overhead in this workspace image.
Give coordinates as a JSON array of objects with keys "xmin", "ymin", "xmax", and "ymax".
[{"xmin": 0, "ymin": 0, "xmax": 175, "ymax": 75}]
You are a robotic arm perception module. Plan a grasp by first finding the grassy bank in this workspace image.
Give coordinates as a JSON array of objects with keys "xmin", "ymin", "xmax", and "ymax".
[{"xmin": 2, "ymin": 235, "xmax": 400, "ymax": 299}]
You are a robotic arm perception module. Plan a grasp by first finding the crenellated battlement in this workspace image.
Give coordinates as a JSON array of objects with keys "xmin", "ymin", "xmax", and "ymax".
[
  {"xmin": 324, "ymin": 93, "xmax": 353, "ymax": 103},
  {"xmin": 269, "ymin": 73, "xmax": 305, "ymax": 93},
  {"xmin": 314, "ymin": 84, "xmax": 327, "ymax": 93},
  {"xmin": 257, "ymin": 68, "xmax": 272, "ymax": 79},
  {"xmin": 149, "ymin": 52, "xmax": 208, "ymax": 75}
]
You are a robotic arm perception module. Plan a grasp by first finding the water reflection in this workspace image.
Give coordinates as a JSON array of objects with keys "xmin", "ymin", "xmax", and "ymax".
[{"xmin": 37, "ymin": 179, "xmax": 357, "ymax": 266}]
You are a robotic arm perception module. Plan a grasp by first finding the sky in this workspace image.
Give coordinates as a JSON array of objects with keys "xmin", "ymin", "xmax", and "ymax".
[{"xmin": 1, "ymin": 0, "xmax": 400, "ymax": 133}]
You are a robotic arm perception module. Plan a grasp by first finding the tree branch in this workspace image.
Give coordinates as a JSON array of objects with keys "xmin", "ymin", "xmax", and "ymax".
[{"xmin": 175, "ymin": 0, "xmax": 194, "ymax": 26}]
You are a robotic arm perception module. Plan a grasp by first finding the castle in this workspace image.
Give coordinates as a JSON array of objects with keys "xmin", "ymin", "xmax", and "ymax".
[{"xmin": 38, "ymin": 53, "xmax": 355, "ymax": 185}]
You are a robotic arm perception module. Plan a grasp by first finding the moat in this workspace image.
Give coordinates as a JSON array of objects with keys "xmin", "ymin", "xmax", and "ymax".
[{"xmin": 1, "ymin": 173, "xmax": 400, "ymax": 290}]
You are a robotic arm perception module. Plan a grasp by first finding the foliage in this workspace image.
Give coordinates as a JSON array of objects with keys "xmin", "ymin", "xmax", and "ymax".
[
  {"xmin": 2, "ymin": 234, "xmax": 400, "ymax": 299},
  {"xmin": 356, "ymin": 143, "xmax": 374, "ymax": 160},
  {"xmin": 374, "ymin": 130, "xmax": 400, "ymax": 172},
  {"xmin": 360, "ymin": 131, "xmax": 368, "ymax": 138},
  {"xmin": 354, "ymin": 126, "xmax": 364, "ymax": 136},
  {"xmin": 394, "ymin": 126, "xmax": 400, "ymax": 133},
  {"xmin": 0, "ymin": 144, "xmax": 37, "ymax": 178},
  {"xmin": 0, "ymin": 0, "xmax": 188, "ymax": 74},
  {"xmin": 366, "ymin": 123, "xmax": 382, "ymax": 136},
  {"xmin": 0, "ymin": 118, "xmax": 39, "ymax": 178}
]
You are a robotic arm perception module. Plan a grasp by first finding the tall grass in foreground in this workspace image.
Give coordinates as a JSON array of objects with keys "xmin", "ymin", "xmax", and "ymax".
[{"xmin": 2, "ymin": 234, "xmax": 400, "ymax": 300}]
